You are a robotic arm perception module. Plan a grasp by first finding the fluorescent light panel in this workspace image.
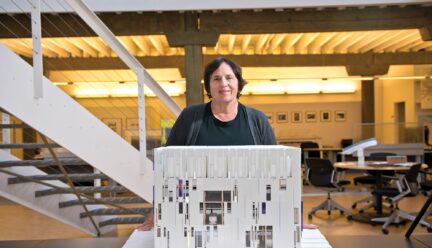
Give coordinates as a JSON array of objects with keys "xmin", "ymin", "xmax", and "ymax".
[
  {"xmin": 243, "ymin": 80, "xmax": 356, "ymax": 95},
  {"xmin": 54, "ymin": 74, "xmax": 430, "ymax": 97},
  {"xmin": 57, "ymin": 81, "xmax": 186, "ymax": 98}
]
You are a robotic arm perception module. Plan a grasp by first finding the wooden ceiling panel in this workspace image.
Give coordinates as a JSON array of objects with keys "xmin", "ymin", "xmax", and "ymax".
[{"xmin": 0, "ymin": 29, "xmax": 430, "ymax": 60}]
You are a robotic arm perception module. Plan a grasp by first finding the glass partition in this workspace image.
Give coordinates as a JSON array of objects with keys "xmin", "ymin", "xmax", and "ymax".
[{"xmin": 352, "ymin": 122, "xmax": 424, "ymax": 144}]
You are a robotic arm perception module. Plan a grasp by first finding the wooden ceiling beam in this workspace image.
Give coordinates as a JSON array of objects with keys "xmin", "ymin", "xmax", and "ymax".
[
  {"xmin": 1, "ymin": 6, "xmax": 430, "ymax": 38},
  {"xmin": 38, "ymin": 52, "xmax": 432, "ymax": 72}
]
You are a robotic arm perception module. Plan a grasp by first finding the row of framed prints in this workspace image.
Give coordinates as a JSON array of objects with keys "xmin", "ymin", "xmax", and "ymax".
[
  {"xmin": 265, "ymin": 110, "xmax": 347, "ymax": 124},
  {"xmin": 101, "ymin": 118, "xmax": 139, "ymax": 136}
]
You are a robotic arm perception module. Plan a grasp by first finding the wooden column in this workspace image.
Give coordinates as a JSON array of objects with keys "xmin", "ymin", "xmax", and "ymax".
[
  {"xmin": 361, "ymin": 80, "xmax": 375, "ymax": 139},
  {"xmin": 184, "ymin": 45, "xmax": 203, "ymax": 105}
]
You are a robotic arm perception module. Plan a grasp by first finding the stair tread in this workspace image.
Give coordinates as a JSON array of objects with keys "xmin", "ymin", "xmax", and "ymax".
[
  {"xmin": 80, "ymin": 207, "xmax": 151, "ymax": 218},
  {"xmin": 0, "ymin": 124, "xmax": 29, "ymax": 129},
  {"xmin": 0, "ymin": 158, "xmax": 88, "ymax": 168},
  {"xmin": 0, "ymin": 143, "xmax": 61, "ymax": 149},
  {"xmin": 59, "ymin": 197, "xmax": 147, "ymax": 208},
  {"xmin": 8, "ymin": 173, "xmax": 109, "ymax": 184},
  {"xmin": 99, "ymin": 217, "xmax": 146, "ymax": 227},
  {"xmin": 35, "ymin": 186, "xmax": 130, "ymax": 197}
]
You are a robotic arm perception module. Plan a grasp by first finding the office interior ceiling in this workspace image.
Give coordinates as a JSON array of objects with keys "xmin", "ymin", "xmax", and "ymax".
[
  {"xmin": 0, "ymin": 0, "xmax": 431, "ymax": 13},
  {"xmin": 1, "ymin": 29, "xmax": 431, "ymax": 81},
  {"xmin": 1, "ymin": 29, "xmax": 430, "ymax": 58}
]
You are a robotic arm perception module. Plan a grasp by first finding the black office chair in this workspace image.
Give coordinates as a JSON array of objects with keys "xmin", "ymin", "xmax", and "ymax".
[
  {"xmin": 351, "ymin": 153, "xmax": 396, "ymax": 212},
  {"xmin": 371, "ymin": 163, "xmax": 431, "ymax": 234},
  {"xmin": 305, "ymin": 158, "xmax": 352, "ymax": 220},
  {"xmin": 419, "ymin": 170, "xmax": 432, "ymax": 224},
  {"xmin": 300, "ymin": 141, "xmax": 320, "ymax": 163}
]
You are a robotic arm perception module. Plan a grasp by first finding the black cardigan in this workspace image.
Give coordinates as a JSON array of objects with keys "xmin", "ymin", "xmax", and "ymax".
[{"xmin": 166, "ymin": 102, "xmax": 276, "ymax": 146}]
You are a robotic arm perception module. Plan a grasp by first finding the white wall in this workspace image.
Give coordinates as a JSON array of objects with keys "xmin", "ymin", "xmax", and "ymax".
[
  {"xmin": 250, "ymin": 102, "xmax": 361, "ymax": 148},
  {"xmin": 375, "ymin": 65, "xmax": 432, "ymax": 144}
]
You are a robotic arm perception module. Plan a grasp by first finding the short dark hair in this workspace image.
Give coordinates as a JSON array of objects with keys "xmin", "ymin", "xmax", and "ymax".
[{"xmin": 203, "ymin": 57, "xmax": 246, "ymax": 98}]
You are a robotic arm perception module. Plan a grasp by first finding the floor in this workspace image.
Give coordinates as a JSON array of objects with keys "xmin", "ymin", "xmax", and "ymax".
[{"xmin": 0, "ymin": 172, "xmax": 431, "ymax": 245}]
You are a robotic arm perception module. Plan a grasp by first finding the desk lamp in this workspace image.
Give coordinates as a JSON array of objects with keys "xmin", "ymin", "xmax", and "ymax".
[{"xmin": 341, "ymin": 138, "xmax": 378, "ymax": 165}]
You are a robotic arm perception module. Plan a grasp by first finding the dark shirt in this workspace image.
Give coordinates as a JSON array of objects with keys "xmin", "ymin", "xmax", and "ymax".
[
  {"xmin": 195, "ymin": 104, "xmax": 254, "ymax": 146},
  {"xmin": 166, "ymin": 102, "xmax": 276, "ymax": 146}
]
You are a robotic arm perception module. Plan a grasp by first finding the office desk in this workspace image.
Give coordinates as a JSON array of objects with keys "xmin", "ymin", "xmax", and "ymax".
[{"xmin": 334, "ymin": 161, "xmax": 420, "ymax": 222}]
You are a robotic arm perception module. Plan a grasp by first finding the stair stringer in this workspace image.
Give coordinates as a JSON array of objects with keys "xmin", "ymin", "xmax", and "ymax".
[{"xmin": 0, "ymin": 44, "xmax": 153, "ymax": 202}]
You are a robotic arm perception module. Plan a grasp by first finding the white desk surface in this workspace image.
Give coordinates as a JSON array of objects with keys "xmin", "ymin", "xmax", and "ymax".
[{"xmin": 123, "ymin": 229, "xmax": 332, "ymax": 248}]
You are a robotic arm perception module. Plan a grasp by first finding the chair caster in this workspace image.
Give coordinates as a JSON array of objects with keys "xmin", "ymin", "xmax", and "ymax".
[
  {"xmin": 328, "ymin": 211, "xmax": 331, "ymax": 215},
  {"xmin": 340, "ymin": 210, "xmax": 344, "ymax": 215},
  {"xmin": 427, "ymin": 227, "xmax": 432, "ymax": 233},
  {"xmin": 308, "ymin": 214, "xmax": 313, "ymax": 220},
  {"xmin": 352, "ymin": 204, "xmax": 357, "ymax": 209},
  {"xmin": 347, "ymin": 215, "xmax": 353, "ymax": 221},
  {"xmin": 359, "ymin": 210, "xmax": 364, "ymax": 214},
  {"xmin": 382, "ymin": 229, "xmax": 389, "ymax": 235}
]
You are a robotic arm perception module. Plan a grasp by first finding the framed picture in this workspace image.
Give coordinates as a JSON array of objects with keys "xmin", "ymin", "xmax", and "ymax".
[
  {"xmin": 265, "ymin": 112, "xmax": 273, "ymax": 124},
  {"xmin": 291, "ymin": 111, "xmax": 302, "ymax": 123},
  {"xmin": 335, "ymin": 110, "xmax": 347, "ymax": 122},
  {"xmin": 320, "ymin": 111, "xmax": 331, "ymax": 122},
  {"xmin": 276, "ymin": 112, "xmax": 288, "ymax": 123},
  {"xmin": 126, "ymin": 118, "xmax": 139, "ymax": 130},
  {"xmin": 124, "ymin": 129, "xmax": 140, "ymax": 149},
  {"xmin": 305, "ymin": 111, "xmax": 317, "ymax": 122},
  {"xmin": 102, "ymin": 118, "xmax": 122, "ymax": 135}
]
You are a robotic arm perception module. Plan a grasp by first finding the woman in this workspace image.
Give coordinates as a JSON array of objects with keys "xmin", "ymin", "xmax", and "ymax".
[
  {"xmin": 166, "ymin": 57, "xmax": 275, "ymax": 146},
  {"xmin": 137, "ymin": 57, "xmax": 317, "ymax": 230}
]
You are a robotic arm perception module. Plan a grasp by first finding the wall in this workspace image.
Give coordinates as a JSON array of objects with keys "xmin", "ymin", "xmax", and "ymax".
[
  {"xmin": 73, "ymin": 91, "xmax": 361, "ymax": 148},
  {"xmin": 249, "ymin": 101, "xmax": 361, "ymax": 148},
  {"xmin": 375, "ymin": 65, "xmax": 432, "ymax": 144}
]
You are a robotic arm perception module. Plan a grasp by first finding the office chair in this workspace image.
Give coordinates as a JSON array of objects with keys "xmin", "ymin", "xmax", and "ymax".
[
  {"xmin": 300, "ymin": 142, "xmax": 320, "ymax": 185},
  {"xmin": 419, "ymin": 171, "xmax": 432, "ymax": 223},
  {"xmin": 351, "ymin": 153, "xmax": 396, "ymax": 212},
  {"xmin": 371, "ymin": 163, "xmax": 432, "ymax": 234},
  {"xmin": 305, "ymin": 158, "xmax": 352, "ymax": 220},
  {"xmin": 300, "ymin": 141, "xmax": 320, "ymax": 162}
]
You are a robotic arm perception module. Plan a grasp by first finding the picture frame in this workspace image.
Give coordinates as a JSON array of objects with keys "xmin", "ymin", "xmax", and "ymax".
[
  {"xmin": 335, "ymin": 110, "xmax": 347, "ymax": 122},
  {"xmin": 291, "ymin": 111, "xmax": 302, "ymax": 123},
  {"xmin": 124, "ymin": 129, "xmax": 140, "ymax": 149},
  {"xmin": 102, "ymin": 118, "xmax": 122, "ymax": 135},
  {"xmin": 265, "ymin": 112, "xmax": 273, "ymax": 124},
  {"xmin": 126, "ymin": 118, "xmax": 139, "ymax": 130},
  {"xmin": 276, "ymin": 112, "xmax": 288, "ymax": 123},
  {"xmin": 320, "ymin": 111, "xmax": 331, "ymax": 122},
  {"xmin": 305, "ymin": 111, "xmax": 317, "ymax": 122}
]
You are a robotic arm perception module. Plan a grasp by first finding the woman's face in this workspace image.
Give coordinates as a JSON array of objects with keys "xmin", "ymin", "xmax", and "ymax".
[{"xmin": 209, "ymin": 62, "xmax": 239, "ymax": 105}]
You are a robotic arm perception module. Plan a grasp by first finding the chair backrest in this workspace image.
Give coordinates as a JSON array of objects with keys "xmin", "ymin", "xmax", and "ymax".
[
  {"xmin": 341, "ymin": 139, "xmax": 353, "ymax": 148},
  {"xmin": 305, "ymin": 158, "xmax": 334, "ymax": 186},
  {"xmin": 400, "ymin": 163, "xmax": 421, "ymax": 197},
  {"xmin": 300, "ymin": 142, "xmax": 320, "ymax": 163},
  {"xmin": 404, "ymin": 163, "xmax": 421, "ymax": 183}
]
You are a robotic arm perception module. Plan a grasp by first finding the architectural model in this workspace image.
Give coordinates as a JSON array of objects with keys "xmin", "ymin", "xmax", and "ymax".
[{"xmin": 153, "ymin": 146, "xmax": 301, "ymax": 248}]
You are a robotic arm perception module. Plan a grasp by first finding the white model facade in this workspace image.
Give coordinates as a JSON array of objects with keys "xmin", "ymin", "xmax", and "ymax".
[{"xmin": 154, "ymin": 146, "xmax": 301, "ymax": 248}]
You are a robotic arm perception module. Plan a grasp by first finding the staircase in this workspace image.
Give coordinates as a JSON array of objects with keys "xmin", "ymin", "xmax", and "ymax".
[
  {"xmin": 0, "ymin": 43, "xmax": 155, "ymax": 236},
  {"xmin": 0, "ymin": 116, "xmax": 152, "ymax": 235}
]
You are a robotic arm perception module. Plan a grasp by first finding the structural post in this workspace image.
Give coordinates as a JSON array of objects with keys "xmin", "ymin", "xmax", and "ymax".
[
  {"xmin": 361, "ymin": 80, "xmax": 375, "ymax": 139},
  {"xmin": 185, "ymin": 45, "xmax": 203, "ymax": 106},
  {"xmin": 137, "ymin": 69, "xmax": 148, "ymax": 174},
  {"xmin": 30, "ymin": 0, "xmax": 43, "ymax": 98},
  {"xmin": 1, "ymin": 113, "xmax": 10, "ymax": 154}
]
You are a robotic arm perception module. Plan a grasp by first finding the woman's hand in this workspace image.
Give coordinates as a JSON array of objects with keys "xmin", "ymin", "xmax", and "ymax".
[
  {"xmin": 303, "ymin": 223, "xmax": 319, "ymax": 230},
  {"xmin": 136, "ymin": 211, "xmax": 154, "ymax": 231}
]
